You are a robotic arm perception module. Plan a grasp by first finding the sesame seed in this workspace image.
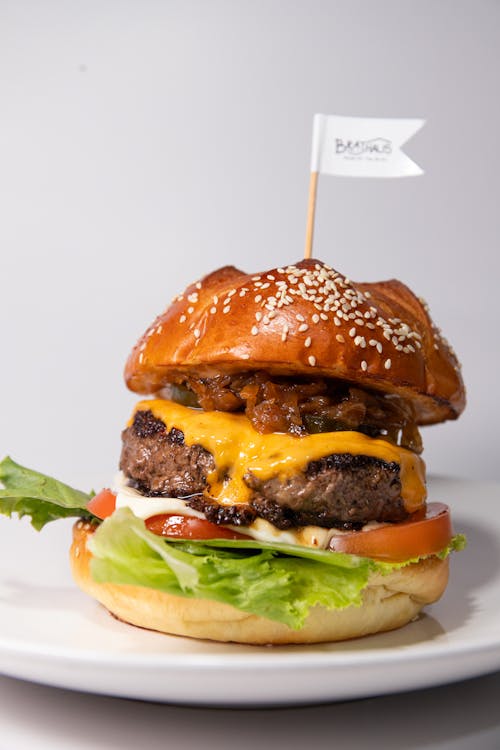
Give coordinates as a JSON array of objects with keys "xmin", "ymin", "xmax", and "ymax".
[
  {"xmin": 376, "ymin": 342, "xmax": 383, "ymax": 354},
  {"xmin": 308, "ymin": 355, "xmax": 316, "ymax": 367},
  {"xmin": 213, "ymin": 296, "xmax": 218, "ymax": 304},
  {"xmin": 320, "ymin": 313, "xmax": 328, "ymax": 321},
  {"xmin": 187, "ymin": 293, "xmax": 198, "ymax": 303},
  {"xmin": 251, "ymin": 326, "xmax": 259, "ymax": 336},
  {"xmin": 196, "ymin": 282, "xmax": 202, "ymax": 290},
  {"xmin": 179, "ymin": 315, "xmax": 187, "ymax": 323},
  {"xmin": 223, "ymin": 305, "xmax": 231, "ymax": 314},
  {"xmin": 228, "ymin": 289, "xmax": 236, "ymax": 297},
  {"xmin": 296, "ymin": 314, "xmax": 305, "ymax": 322},
  {"xmin": 241, "ymin": 353, "xmax": 250, "ymax": 360},
  {"xmin": 252, "ymin": 276, "xmax": 261, "ymax": 281},
  {"xmin": 361, "ymin": 360, "xmax": 368, "ymax": 371},
  {"xmin": 267, "ymin": 274, "xmax": 275, "ymax": 281},
  {"xmin": 193, "ymin": 328, "xmax": 200, "ymax": 339},
  {"xmin": 187, "ymin": 306, "xmax": 194, "ymax": 314},
  {"xmin": 156, "ymin": 325, "xmax": 163, "ymax": 334},
  {"xmin": 260, "ymin": 282, "xmax": 270, "ymax": 290},
  {"xmin": 304, "ymin": 336, "xmax": 312, "ymax": 348},
  {"xmin": 299, "ymin": 323, "xmax": 308, "ymax": 332},
  {"xmin": 385, "ymin": 358, "xmax": 392, "ymax": 369},
  {"xmin": 255, "ymin": 295, "xmax": 262, "ymax": 303},
  {"xmin": 312, "ymin": 314, "xmax": 320, "ymax": 323},
  {"xmin": 239, "ymin": 290, "xmax": 246, "ymax": 297},
  {"xmin": 210, "ymin": 306, "xmax": 216, "ymax": 314},
  {"xmin": 255, "ymin": 311, "xmax": 262, "ymax": 321},
  {"xmin": 334, "ymin": 317, "xmax": 341, "ymax": 327},
  {"xmin": 336, "ymin": 334, "xmax": 345, "ymax": 343},
  {"xmin": 349, "ymin": 327, "xmax": 356, "ymax": 337},
  {"xmin": 281, "ymin": 331, "xmax": 288, "ymax": 342},
  {"xmin": 139, "ymin": 352, "xmax": 144, "ymax": 363}
]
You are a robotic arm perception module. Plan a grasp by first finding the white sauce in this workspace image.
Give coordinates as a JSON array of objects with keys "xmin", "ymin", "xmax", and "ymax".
[{"xmin": 113, "ymin": 472, "xmax": 207, "ymax": 520}]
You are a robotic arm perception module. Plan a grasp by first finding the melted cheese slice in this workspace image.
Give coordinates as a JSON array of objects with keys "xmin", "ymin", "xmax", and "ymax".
[{"xmin": 131, "ymin": 399, "xmax": 426, "ymax": 513}]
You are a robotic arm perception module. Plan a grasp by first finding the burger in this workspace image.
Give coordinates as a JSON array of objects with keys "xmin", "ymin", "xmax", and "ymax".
[{"xmin": 0, "ymin": 259, "xmax": 465, "ymax": 644}]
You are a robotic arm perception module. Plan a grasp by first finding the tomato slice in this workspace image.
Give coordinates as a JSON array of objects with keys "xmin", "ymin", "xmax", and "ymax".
[
  {"xmin": 328, "ymin": 502, "xmax": 452, "ymax": 562},
  {"xmin": 86, "ymin": 489, "xmax": 117, "ymax": 519},
  {"xmin": 145, "ymin": 513, "xmax": 250, "ymax": 540}
]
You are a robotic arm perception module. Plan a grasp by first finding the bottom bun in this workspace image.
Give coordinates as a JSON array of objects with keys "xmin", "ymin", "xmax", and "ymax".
[{"xmin": 70, "ymin": 519, "xmax": 449, "ymax": 645}]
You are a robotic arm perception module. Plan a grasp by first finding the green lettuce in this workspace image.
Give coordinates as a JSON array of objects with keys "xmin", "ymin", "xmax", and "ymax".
[
  {"xmin": 0, "ymin": 456, "xmax": 95, "ymax": 529},
  {"xmin": 89, "ymin": 507, "xmax": 465, "ymax": 630},
  {"xmin": 89, "ymin": 508, "xmax": 377, "ymax": 628}
]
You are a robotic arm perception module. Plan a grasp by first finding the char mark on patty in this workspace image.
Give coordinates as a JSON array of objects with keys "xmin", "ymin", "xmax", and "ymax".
[
  {"xmin": 120, "ymin": 410, "xmax": 215, "ymax": 497},
  {"xmin": 120, "ymin": 409, "xmax": 408, "ymax": 529}
]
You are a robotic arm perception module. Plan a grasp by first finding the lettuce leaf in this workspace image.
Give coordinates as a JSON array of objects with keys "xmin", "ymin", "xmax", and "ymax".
[
  {"xmin": 0, "ymin": 456, "xmax": 95, "ymax": 530},
  {"xmin": 89, "ymin": 508, "xmax": 465, "ymax": 630},
  {"xmin": 89, "ymin": 508, "xmax": 377, "ymax": 629}
]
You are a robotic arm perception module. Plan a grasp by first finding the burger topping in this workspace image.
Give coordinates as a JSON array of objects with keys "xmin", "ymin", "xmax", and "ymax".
[
  {"xmin": 93, "ymin": 475, "xmax": 454, "ymax": 559},
  {"xmin": 162, "ymin": 373, "xmax": 423, "ymax": 453},
  {"xmin": 120, "ymin": 402, "xmax": 426, "ymax": 526}
]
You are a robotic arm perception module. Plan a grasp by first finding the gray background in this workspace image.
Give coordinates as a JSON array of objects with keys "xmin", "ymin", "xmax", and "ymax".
[{"xmin": 1, "ymin": 0, "xmax": 499, "ymax": 487}]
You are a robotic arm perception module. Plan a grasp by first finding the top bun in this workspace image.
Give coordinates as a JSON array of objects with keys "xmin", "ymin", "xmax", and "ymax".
[{"xmin": 125, "ymin": 260, "xmax": 465, "ymax": 425}]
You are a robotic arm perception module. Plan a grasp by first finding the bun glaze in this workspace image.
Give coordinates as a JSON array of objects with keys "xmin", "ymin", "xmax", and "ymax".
[
  {"xmin": 125, "ymin": 260, "xmax": 465, "ymax": 425},
  {"xmin": 70, "ymin": 520, "xmax": 449, "ymax": 645}
]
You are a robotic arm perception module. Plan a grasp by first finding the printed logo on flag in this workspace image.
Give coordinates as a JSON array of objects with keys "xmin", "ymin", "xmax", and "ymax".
[
  {"xmin": 311, "ymin": 114, "xmax": 425, "ymax": 178},
  {"xmin": 335, "ymin": 137, "xmax": 392, "ymax": 158}
]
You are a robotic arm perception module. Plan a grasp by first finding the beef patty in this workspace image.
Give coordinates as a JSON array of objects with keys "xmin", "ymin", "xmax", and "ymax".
[{"xmin": 120, "ymin": 410, "xmax": 407, "ymax": 530}]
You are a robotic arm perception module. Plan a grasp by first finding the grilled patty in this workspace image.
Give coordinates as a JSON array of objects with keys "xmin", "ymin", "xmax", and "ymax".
[{"xmin": 120, "ymin": 410, "xmax": 407, "ymax": 530}]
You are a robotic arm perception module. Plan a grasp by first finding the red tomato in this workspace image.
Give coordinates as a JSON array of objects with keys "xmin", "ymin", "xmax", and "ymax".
[
  {"xmin": 145, "ymin": 514, "xmax": 250, "ymax": 540},
  {"xmin": 86, "ymin": 489, "xmax": 117, "ymax": 519},
  {"xmin": 328, "ymin": 502, "xmax": 453, "ymax": 562}
]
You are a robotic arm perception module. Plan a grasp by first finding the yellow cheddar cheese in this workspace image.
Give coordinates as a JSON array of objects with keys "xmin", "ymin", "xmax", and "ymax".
[{"xmin": 132, "ymin": 399, "xmax": 426, "ymax": 513}]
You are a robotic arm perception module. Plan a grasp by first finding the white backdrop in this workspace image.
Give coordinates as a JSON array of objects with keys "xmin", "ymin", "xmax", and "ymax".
[{"xmin": 1, "ymin": 0, "xmax": 498, "ymax": 489}]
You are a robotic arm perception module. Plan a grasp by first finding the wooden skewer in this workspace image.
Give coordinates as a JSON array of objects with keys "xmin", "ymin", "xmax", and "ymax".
[{"xmin": 304, "ymin": 171, "xmax": 319, "ymax": 260}]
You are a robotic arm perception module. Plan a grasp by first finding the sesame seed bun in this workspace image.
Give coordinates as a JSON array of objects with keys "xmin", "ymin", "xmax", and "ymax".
[
  {"xmin": 70, "ymin": 520, "xmax": 449, "ymax": 645},
  {"xmin": 125, "ymin": 260, "xmax": 465, "ymax": 425}
]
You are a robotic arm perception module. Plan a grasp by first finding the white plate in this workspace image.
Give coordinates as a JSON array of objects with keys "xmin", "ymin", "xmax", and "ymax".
[{"xmin": 0, "ymin": 476, "xmax": 499, "ymax": 707}]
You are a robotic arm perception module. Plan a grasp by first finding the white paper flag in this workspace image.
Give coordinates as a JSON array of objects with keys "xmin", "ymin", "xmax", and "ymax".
[{"xmin": 311, "ymin": 114, "xmax": 425, "ymax": 178}]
